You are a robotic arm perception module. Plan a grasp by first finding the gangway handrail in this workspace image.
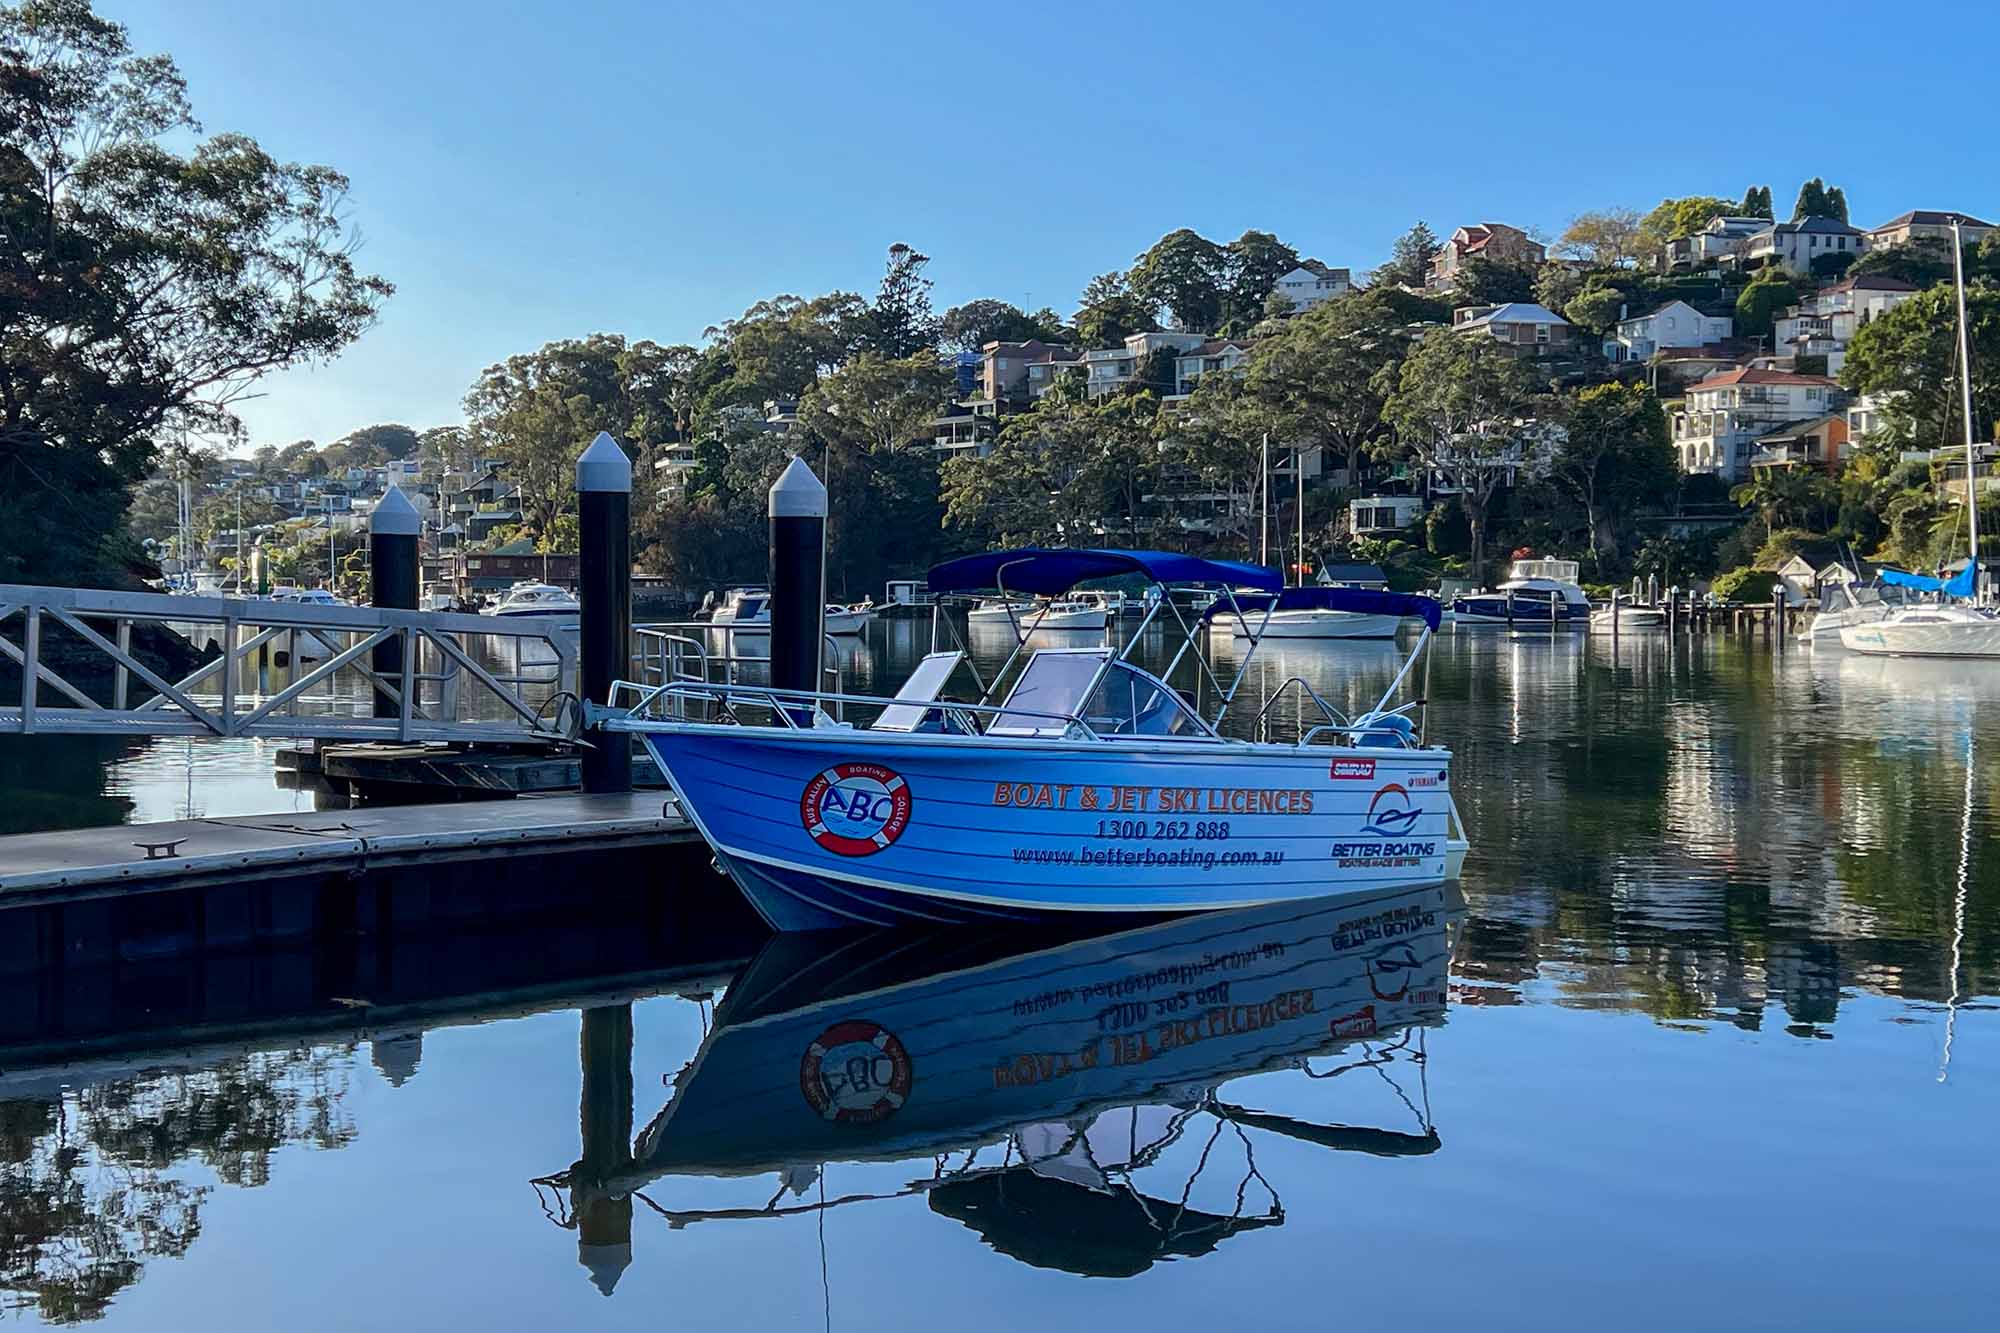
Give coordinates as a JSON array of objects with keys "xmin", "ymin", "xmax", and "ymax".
[{"xmin": 0, "ymin": 581, "xmax": 578, "ymax": 743}]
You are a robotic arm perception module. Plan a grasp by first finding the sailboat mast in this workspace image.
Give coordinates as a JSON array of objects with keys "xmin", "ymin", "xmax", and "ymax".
[
  {"xmin": 1952, "ymin": 218, "xmax": 1980, "ymax": 596},
  {"xmin": 1295, "ymin": 447, "xmax": 1305, "ymax": 587},
  {"xmin": 1259, "ymin": 432, "xmax": 1270, "ymax": 568}
]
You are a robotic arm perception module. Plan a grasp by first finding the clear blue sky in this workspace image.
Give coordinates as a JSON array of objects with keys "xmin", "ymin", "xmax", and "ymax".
[{"xmin": 114, "ymin": 0, "xmax": 2000, "ymax": 450}]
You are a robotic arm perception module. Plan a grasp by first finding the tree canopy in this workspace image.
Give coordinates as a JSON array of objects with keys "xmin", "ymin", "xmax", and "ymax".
[
  {"xmin": 1842, "ymin": 283, "xmax": 2000, "ymax": 448},
  {"xmin": 1072, "ymin": 271, "xmax": 1160, "ymax": 348},
  {"xmin": 1375, "ymin": 222, "xmax": 1441, "ymax": 289},
  {"xmin": 1558, "ymin": 208, "xmax": 1645, "ymax": 266},
  {"xmin": 1791, "ymin": 177, "xmax": 1849, "ymax": 222},
  {"xmin": 938, "ymin": 299, "xmax": 1066, "ymax": 353},
  {"xmin": 0, "ymin": 0, "xmax": 390, "ymax": 584},
  {"xmin": 1385, "ymin": 334, "xmax": 1542, "ymax": 583}
]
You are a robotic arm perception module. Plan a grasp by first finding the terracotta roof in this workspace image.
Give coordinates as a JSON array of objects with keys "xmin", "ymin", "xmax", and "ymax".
[
  {"xmin": 1872, "ymin": 209, "xmax": 1996, "ymax": 230},
  {"xmin": 1690, "ymin": 367, "xmax": 1841, "ymax": 390}
]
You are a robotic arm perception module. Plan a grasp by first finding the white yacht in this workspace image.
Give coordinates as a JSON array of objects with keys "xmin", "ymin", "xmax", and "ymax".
[
  {"xmin": 485, "ymin": 581, "xmax": 580, "ymax": 617},
  {"xmin": 1841, "ymin": 218, "xmax": 1997, "ymax": 660},
  {"xmin": 1806, "ymin": 582, "xmax": 1902, "ymax": 646},
  {"xmin": 1452, "ymin": 558, "xmax": 1591, "ymax": 627},
  {"xmin": 1588, "ymin": 602, "xmax": 1668, "ymax": 632},
  {"xmin": 966, "ymin": 597, "xmax": 1039, "ymax": 623},
  {"xmin": 967, "ymin": 596, "xmax": 1108, "ymax": 631},
  {"xmin": 709, "ymin": 587, "xmax": 872, "ymax": 635}
]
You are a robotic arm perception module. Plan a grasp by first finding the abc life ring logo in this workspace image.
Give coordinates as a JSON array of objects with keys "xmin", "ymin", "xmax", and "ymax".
[
  {"xmin": 800, "ymin": 762, "xmax": 913, "ymax": 856},
  {"xmin": 1361, "ymin": 782, "xmax": 1421, "ymax": 837},
  {"xmin": 800, "ymin": 1020, "xmax": 913, "ymax": 1123}
]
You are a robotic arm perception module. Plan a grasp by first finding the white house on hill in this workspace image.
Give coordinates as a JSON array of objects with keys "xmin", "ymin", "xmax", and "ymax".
[
  {"xmin": 1604, "ymin": 301, "xmax": 1732, "ymax": 363},
  {"xmin": 1271, "ymin": 265, "xmax": 1352, "ymax": 314}
]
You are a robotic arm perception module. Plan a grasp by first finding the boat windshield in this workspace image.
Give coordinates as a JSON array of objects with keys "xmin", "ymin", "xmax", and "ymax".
[
  {"xmin": 1085, "ymin": 662, "xmax": 1205, "ymax": 738},
  {"xmin": 988, "ymin": 649, "xmax": 1112, "ymax": 737}
]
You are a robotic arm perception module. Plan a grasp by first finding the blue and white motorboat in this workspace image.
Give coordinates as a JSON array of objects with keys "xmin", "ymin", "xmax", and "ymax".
[
  {"xmin": 1452, "ymin": 558, "xmax": 1590, "ymax": 627},
  {"xmin": 604, "ymin": 548, "xmax": 1467, "ymax": 932}
]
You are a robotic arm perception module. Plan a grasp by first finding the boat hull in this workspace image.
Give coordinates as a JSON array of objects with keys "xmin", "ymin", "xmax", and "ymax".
[
  {"xmin": 1806, "ymin": 605, "xmax": 1886, "ymax": 645},
  {"xmin": 1587, "ymin": 608, "xmax": 1667, "ymax": 632},
  {"xmin": 1453, "ymin": 595, "xmax": 1587, "ymax": 627},
  {"xmin": 640, "ymin": 725, "xmax": 1457, "ymax": 931},
  {"xmin": 1226, "ymin": 611, "xmax": 1402, "ymax": 640},
  {"xmin": 1838, "ymin": 616, "xmax": 2000, "ymax": 657}
]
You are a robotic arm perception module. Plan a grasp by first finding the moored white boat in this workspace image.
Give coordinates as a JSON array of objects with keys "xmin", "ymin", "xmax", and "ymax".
[
  {"xmin": 709, "ymin": 587, "xmax": 872, "ymax": 635},
  {"xmin": 1840, "ymin": 218, "xmax": 1997, "ymax": 660},
  {"xmin": 485, "ymin": 581, "xmax": 580, "ymax": 617},
  {"xmin": 605, "ymin": 548, "xmax": 1467, "ymax": 932},
  {"xmin": 1839, "ymin": 602, "xmax": 2000, "ymax": 657},
  {"xmin": 1211, "ymin": 587, "xmax": 1405, "ymax": 640},
  {"xmin": 1453, "ymin": 558, "xmax": 1590, "ymax": 627},
  {"xmin": 1588, "ymin": 603, "xmax": 1667, "ymax": 632},
  {"xmin": 1805, "ymin": 583, "xmax": 1899, "ymax": 646}
]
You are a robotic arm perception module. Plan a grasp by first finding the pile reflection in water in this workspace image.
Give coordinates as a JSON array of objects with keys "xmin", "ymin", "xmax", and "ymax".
[{"xmin": 536, "ymin": 883, "xmax": 1461, "ymax": 1283}]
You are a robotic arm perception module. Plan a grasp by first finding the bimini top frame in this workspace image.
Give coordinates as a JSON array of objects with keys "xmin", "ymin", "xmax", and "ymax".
[{"xmin": 923, "ymin": 547, "xmax": 1442, "ymax": 735}]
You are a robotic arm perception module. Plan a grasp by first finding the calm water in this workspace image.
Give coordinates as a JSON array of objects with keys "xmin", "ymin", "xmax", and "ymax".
[{"xmin": 1, "ymin": 623, "xmax": 1995, "ymax": 1329}]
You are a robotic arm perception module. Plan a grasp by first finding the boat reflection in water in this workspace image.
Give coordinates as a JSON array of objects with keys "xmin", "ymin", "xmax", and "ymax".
[{"xmin": 539, "ymin": 883, "xmax": 1460, "ymax": 1286}]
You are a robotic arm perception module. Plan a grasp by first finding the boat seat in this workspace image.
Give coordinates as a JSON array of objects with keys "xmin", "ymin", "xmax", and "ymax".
[{"xmin": 871, "ymin": 652, "xmax": 966, "ymax": 732}]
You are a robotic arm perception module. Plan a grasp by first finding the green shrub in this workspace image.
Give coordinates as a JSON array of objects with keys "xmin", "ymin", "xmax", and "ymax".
[{"xmin": 1712, "ymin": 567, "xmax": 1780, "ymax": 603}]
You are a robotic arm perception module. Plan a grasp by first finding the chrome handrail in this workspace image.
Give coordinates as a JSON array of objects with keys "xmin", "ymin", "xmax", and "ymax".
[
  {"xmin": 602, "ymin": 679, "xmax": 1102, "ymax": 741},
  {"xmin": 1252, "ymin": 675, "xmax": 1347, "ymax": 744}
]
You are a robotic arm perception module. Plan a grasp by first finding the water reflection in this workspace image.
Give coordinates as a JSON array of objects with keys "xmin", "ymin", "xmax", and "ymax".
[{"xmin": 535, "ymin": 886, "xmax": 1458, "ymax": 1288}]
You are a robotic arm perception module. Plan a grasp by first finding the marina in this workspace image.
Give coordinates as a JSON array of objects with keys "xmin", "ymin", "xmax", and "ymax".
[
  {"xmin": 2, "ymin": 5, "xmax": 1997, "ymax": 1326},
  {"xmin": 0, "ymin": 620, "xmax": 1992, "ymax": 1329}
]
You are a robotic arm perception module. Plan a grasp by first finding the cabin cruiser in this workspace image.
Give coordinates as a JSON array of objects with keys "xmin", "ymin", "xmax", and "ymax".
[
  {"xmin": 601, "ymin": 547, "xmax": 1468, "ymax": 931},
  {"xmin": 1452, "ymin": 558, "xmax": 1590, "ymax": 627},
  {"xmin": 1806, "ymin": 582, "xmax": 1903, "ymax": 646},
  {"xmin": 485, "ymin": 581, "xmax": 580, "ymax": 617},
  {"xmin": 1216, "ymin": 586, "xmax": 1405, "ymax": 639},
  {"xmin": 262, "ymin": 586, "xmax": 350, "ymax": 659},
  {"xmin": 1588, "ymin": 602, "xmax": 1667, "ymax": 632},
  {"xmin": 710, "ymin": 586, "xmax": 873, "ymax": 635},
  {"xmin": 968, "ymin": 596, "xmax": 1109, "ymax": 631}
]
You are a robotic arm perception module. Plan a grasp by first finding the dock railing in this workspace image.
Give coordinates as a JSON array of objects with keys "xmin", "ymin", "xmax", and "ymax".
[{"xmin": 0, "ymin": 583, "xmax": 577, "ymax": 743}]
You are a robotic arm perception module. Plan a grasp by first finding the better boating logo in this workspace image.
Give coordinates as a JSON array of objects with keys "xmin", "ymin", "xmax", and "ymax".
[
  {"xmin": 1367, "ymin": 943, "xmax": 1421, "ymax": 1001},
  {"xmin": 1361, "ymin": 782, "xmax": 1421, "ymax": 836},
  {"xmin": 800, "ymin": 762, "xmax": 913, "ymax": 856},
  {"xmin": 800, "ymin": 1019, "xmax": 913, "ymax": 1123}
]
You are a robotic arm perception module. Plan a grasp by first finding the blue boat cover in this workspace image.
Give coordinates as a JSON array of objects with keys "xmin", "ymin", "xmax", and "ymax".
[
  {"xmin": 1205, "ymin": 585, "xmax": 1442, "ymax": 631},
  {"xmin": 1880, "ymin": 564, "xmax": 1977, "ymax": 598},
  {"xmin": 927, "ymin": 548, "xmax": 1280, "ymax": 595}
]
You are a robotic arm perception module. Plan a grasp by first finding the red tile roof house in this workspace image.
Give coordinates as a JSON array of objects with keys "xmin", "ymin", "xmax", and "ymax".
[
  {"xmin": 1671, "ymin": 368, "xmax": 1847, "ymax": 481},
  {"xmin": 1428, "ymin": 222, "xmax": 1546, "ymax": 288}
]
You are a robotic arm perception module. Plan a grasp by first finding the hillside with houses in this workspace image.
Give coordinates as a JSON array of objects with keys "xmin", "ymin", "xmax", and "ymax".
[{"xmin": 134, "ymin": 185, "xmax": 2000, "ymax": 608}]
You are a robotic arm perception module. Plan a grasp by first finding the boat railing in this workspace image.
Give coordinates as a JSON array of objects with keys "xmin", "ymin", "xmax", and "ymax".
[
  {"xmin": 601, "ymin": 679, "xmax": 1103, "ymax": 741},
  {"xmin": 1299, "ymin": 701, "xmax": 1425, "ymax": 748},
  {"xmin": 632, "ymin": 623, "xmax": 842, "ymax": 695},
  {"xmin": 1252, "ymin": 676, "xmax": 1346, "ymax": 744}
]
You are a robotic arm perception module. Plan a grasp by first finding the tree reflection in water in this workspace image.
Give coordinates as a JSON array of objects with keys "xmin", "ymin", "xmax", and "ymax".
[{"xmin": 0, "ymin": 1047, "xmax": 356, "ymax": 1324}]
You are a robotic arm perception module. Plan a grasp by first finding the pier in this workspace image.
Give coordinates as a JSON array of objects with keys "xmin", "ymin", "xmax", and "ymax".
[{"xmin": 0, "ymin": 792, "xmax": 696, "ymax": 904}]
